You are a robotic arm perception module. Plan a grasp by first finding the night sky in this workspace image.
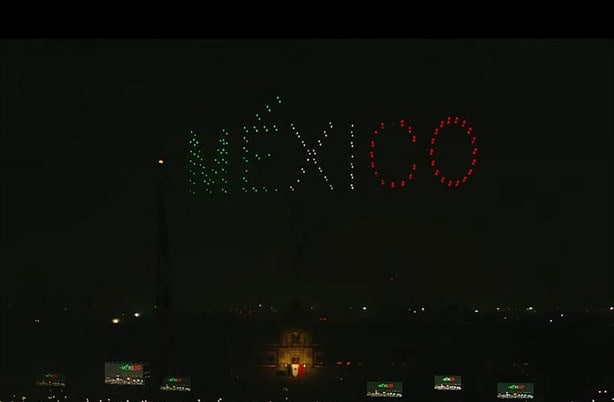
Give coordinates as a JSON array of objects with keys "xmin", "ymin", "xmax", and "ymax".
[{"xmin": 1, "ymin": 39, "xmax": 612, "ymax": 313}]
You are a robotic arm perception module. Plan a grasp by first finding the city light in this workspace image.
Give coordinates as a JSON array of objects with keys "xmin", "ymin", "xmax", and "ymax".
[
  {"xmin": 158, "ymin": 159, "xmax": 164, "ymax": 165},
  {"xmin": 112, "ymin": 318, "xmax": 120, "ymax": 324},
  {"xmin": 134, "ymin": 312, "xmax": 140, "ymax": 318}
]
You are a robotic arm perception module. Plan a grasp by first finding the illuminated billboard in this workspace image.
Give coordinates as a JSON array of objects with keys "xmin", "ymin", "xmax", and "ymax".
[
  {"xmin": 35, "ymin": 372, "xmax": 66, "ymax": 387},
  {"xmin": 497, "ymin": 383, "xmax": 534, "ymax": 399},
  {"xmin": 434, "ymin": 375, "xmax": 462, "ymax": 391},
  {"xmin": 160, "ymin": 376, "xmax": 191, "ymax": 392},
  {"xmin": 366, "ymin": 381, "xmax": 403, "ymax": 398},
  {"xmin": 104, "ymin": 362, "xmax": 145, "ymax": 386}
]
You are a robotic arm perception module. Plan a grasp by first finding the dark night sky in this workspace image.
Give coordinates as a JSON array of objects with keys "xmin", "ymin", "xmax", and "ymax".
[{"xmin": 0, "ymin": 39, "xmax": 612, "ymax": 312}]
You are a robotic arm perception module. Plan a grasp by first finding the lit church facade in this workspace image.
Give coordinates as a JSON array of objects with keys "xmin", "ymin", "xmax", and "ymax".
[{"xmin": 258, "ymin": 304, "xmax": 324, "ymax": 378}]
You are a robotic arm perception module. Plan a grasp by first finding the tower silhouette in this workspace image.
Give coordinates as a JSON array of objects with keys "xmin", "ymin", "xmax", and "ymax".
[
  {"xmin": 154, "ymin": 158, "xmax": 174, "ymax": 398},
  {"xmin": 156, "ymin": 167, "xmax": 172, "ymax": 313}
]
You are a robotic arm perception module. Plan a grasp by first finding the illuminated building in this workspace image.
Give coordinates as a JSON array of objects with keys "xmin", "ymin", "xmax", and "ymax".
[{"xmin": 259, "ymin": 303, "xmax": 323, "ymax": 378}]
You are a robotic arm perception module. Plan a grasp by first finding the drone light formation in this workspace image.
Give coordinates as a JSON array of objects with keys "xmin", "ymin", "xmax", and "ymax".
[{"xmin": 186, "ymin": 97, "xmax": 480, "ymax": 195}]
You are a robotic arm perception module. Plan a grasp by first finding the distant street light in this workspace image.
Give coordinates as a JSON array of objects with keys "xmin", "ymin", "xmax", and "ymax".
[{"xmin": 112, "ymin": 318, "xmax": 120, "ymax": 324}]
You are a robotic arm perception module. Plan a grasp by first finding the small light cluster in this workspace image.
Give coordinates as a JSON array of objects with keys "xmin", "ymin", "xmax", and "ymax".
[
  {"xmin": 289, "ymin": 121, "xmax": 336, "ymax": 192},
  {"xmin": 430, "ymin": 116, "xmax": 478, "ymax": 188},
  {"xmin": 187, "ymin": 129, "xmax": 230, "ymax": 195},
  {"xmin": 241, "ymin": 96, "xmax": 282, "ymax": 193},
  {"xmin": 369, "ymin": 119, "xmax": 417, "ymax": 188}
]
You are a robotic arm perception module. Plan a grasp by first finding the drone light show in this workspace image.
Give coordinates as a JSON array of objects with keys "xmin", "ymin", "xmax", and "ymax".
[
  {"xmin": 434, "ymin": 375, "xmax": 462, "ymax": 391},
  {"xmin": 104, "ymin": 362, "xmax": 145, "ymax": 386},
  {"xmin": 497, "ymin": 382, "xmax": 535, "ymax": 399},
  {"xmin": 187, "ymin": 97, "xmax": 480, "ymax": 195},
  {"xmin": 366, "ymin": 381, "xmax": 403, "ymax": 398}
]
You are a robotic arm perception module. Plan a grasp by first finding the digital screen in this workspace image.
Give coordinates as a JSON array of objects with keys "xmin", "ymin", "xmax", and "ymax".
[
  {"xmin": 104, "ymin": 362, "xmax": 145, "ymax": 386},
  {"xmin": 434, "ymin": 375, "xmax": 462, "ymax": 391},
  {"xmin": 160, "ymin": 376, "xmax": 191, "ymax": 392},
  {"xmin": 366, "ymin": 381, "xmax": 403, "ymax": 398},
  {"xmin": 35, "ymin": 373, "xmax": 66, "ymax": 387},
  {"xmin": 497, "ymin": 383, "xmax": 534, "ymax": 399}
]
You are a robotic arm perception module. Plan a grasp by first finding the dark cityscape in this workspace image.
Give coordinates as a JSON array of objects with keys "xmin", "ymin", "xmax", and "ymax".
[{"xmin": 0, "ymin": 39, "xmax": 612, "ymax": 402}]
